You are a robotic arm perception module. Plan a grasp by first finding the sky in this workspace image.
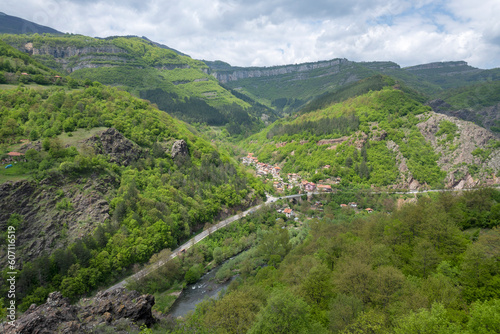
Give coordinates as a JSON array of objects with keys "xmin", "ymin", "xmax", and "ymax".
[{"xmin": 4, "ymin": 0, "xmax": 500, "ymax": 69}]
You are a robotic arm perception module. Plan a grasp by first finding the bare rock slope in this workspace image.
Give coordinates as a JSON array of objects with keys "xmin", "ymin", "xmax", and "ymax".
[{"xmin": 2, "ymin": 288, "xmax": 156, "ymax": 334}]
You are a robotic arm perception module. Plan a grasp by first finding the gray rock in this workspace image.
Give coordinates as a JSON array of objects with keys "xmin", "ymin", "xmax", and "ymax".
[
  {"xmin": 82, "ymin": 128, "xmax": 143, "ymax": 166},
  {"xmin": 171, "ymin": 139, "xmax": 189, "ymax": 159},
  {"xmin": 2, "ymin": 288, "xmax": 155, "ymax": 334}
]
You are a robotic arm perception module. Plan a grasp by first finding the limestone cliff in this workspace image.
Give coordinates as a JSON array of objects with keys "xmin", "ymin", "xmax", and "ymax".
[
  {"xmin": 0, "ymin": 175, "xmax": 116, "ymax": 269},
  {"xmin": 210, "ymin": 58, "xmax": 353, "ymax": 83}
]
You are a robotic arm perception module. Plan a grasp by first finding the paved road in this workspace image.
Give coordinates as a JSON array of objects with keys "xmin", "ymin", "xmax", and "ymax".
[{"xmin": 105, "ymin": 197, "xmax": 280, "ymax": 292}]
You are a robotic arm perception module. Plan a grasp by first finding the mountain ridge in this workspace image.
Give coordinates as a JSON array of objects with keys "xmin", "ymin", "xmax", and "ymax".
[{"xmin": 0, "ymin": 12, "xmax": 63, "ymax": 35}]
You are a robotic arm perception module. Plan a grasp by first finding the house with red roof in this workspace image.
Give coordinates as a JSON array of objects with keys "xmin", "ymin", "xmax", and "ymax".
[
  {"xmin": 317, "ymin": 184, "xmax": 332, "ymax": 192},
  {"xmin": 305, "ymin": 182, "xmax": 316, "ymax": 192}
]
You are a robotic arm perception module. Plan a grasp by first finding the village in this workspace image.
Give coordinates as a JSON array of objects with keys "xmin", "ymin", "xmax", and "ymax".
[
  {"xmin": 243, "ymin": 152, "xmax": 375, "ymax": 215},
  {"xmin": 242, "ymin": 152, "xmax": 339, "ymax": 193}
]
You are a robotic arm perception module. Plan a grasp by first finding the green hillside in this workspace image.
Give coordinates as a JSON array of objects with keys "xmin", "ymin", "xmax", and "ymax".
[
  {"xmin": 436, "ymin": 80, "xmax": 500, "ymax": 110},
  {"xmin": 403, "ymin": 61, "xmax": 500, "ymax": 92},
  {"xmin": 0, "ymin": 83, "xmax": 265, "ymax": 310},
  {"xmin": 208, "ymin": 59, "xmax": 500, "ymax": 115},
  {"xmin": 242, "ymin": 86, "xmax": 452, "ymax": 188},
  {"xmin": 0, "ymin": 34, "xmax": 269, "ymax": 133},
  {"xmin": 213, "ymin": 60, "xmax": 378, "ymax": 112},
  {"xmin": 0, "ymin": 39, "xmax": 62, "ymax": 86}
]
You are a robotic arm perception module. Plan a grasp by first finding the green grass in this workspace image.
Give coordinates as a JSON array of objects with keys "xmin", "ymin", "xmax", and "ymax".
[
  {"xmin": 0, "ymin": 83, "xmax": 56, "ymax": 91},
  {"xmin": 0, "ymin": 162, "xmax": 29, "ymax": 183},
  {"xmin": 57, "ymin": 127, "xmax": 108, "ymax": 149}
]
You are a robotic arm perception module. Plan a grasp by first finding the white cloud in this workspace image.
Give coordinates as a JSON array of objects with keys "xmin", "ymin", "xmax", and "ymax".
[{"xmin": 4, "ymin": 0, "xmax": 500, "ymax": 68}]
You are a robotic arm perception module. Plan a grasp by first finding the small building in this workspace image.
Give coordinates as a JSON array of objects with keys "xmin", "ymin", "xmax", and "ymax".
[
  {"xmin": 7, "ymin": 152, "xmax": 24, "ymax": 157},
  {"xmin": 349, "ymin": 202, "xmax": 358, "ymax": 208},
  {"xmin": 283, "ymin": 208, "xmax": 294, "ymax": 218},
  {"xmin": 272, "ymin": 166, "xmax": 281, "ymax": 178},
  {"xmin": 305, "ymin": 182, "xmax": 316, "ymax": 192},
  {"xmin": 340, "ymin": 204, "xmax": 348, "ymax": 208},
  {"xmin": 317, "ymin": 184, "xmax": 332, "ymax": 192},
  {"xmin": 365, "ymin": 208, "xmax": 374, "ymax": 213}
]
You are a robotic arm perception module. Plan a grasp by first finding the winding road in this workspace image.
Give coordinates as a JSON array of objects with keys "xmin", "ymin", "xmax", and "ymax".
[{"xmin": 105, "ymin": 195, "xmax": 284, "ymax": 292}]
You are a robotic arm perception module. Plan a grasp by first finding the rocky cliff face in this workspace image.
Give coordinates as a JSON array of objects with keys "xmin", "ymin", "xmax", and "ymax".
[
  {"xmin": 24, "ymin": 42, "xmax": 126, "ymax": 58},
  {"xmin": 20, "ymin": 42, "xmax": 133, "ymax": 72},
  {"xmin": 0, "ymin": 128, "xmax": 145, "ymax": 269},
  {"xmin": 211, "ymin": 58, "xmax": 352, "ymax": 83},
  {"xmin": 0, "ymin": 174, "xmax": 116, "ymax": 269},
  {"xmin": 417, "ymin": 112, "xmax": 500, "ymax": 189},
  {"xmin": 1, "ymin": 289, "xmax": 156, "ymax": 334},
  {"xmin": 170, "ymin": 139, "xmax": 189, "ymax": 159}
]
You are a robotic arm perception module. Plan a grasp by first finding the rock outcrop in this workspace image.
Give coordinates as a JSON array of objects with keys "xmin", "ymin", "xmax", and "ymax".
[
  {"xmin": 1, "ymin": 289, "xmax": 156, "ymax": 334},
  {"xmin": 82, "ymin": 128, "xmax": 143, "ymax": 166},
  {"xmin": 417, "ymin": 112, "xmax": 500, "ymax": 189},
  {"xmin": 22, "ymin": 43, "xmax": 130, "ymax": 72},
  {"xmin": 171, "ymin": 139, "xmax": 189, "ymax": 159},
  {"xmin": 429, "ymin": 99, "xmax": 500, "ymax": 136}
]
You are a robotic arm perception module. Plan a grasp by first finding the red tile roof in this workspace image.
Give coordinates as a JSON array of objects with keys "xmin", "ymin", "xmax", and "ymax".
[{"xmin": 7, "ymin": 152, "xmax": 24, "ymax": 156}]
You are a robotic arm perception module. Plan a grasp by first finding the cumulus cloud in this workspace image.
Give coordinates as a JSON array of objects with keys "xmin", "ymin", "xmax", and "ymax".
[{"xmin": 5, "ymin": 0, "xmax": 500, "ymax": 68}]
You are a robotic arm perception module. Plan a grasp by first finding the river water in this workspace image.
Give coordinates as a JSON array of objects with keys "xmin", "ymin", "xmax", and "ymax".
[{"xmin": 168, "ymin": 266, "xmax": 236, "ymax": 318}]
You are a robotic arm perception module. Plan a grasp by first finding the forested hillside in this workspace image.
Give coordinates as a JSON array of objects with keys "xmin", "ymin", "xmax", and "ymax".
[
  {"xmin": 0, "ymin": 34, "xmax": 272, "ymax": 135},
  {"xmin": 0, "ymin": 78, "xmax": 265, "ymax": 312},
  {"xmin": 166, "ymin": 189, "xmax": 500, "ymax": 334},
  {"xmin": 240, "ymin": 79, "xmax": 500, "ymax": 189}
]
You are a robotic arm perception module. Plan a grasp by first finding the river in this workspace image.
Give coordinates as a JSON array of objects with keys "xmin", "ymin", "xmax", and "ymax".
[{"xmin": 168, "ymin": 265, "xmax": 237, "ymax": 318}]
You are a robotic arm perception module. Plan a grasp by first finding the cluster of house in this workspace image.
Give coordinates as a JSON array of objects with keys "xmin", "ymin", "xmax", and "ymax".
[
  {"xmin": 340, "ymin": 202, "xmax": 374, "ymax": 213},
  {"xmin": 242, "ymin": 153, "xmax": 282, "ymax": 178},
  {"xmin": 1, "ymin": 151, "xmax": 26, "ymax": 165},
  {"xmin": 243, "ymin": 153, "xmax": 339, "ymax": 193}
]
